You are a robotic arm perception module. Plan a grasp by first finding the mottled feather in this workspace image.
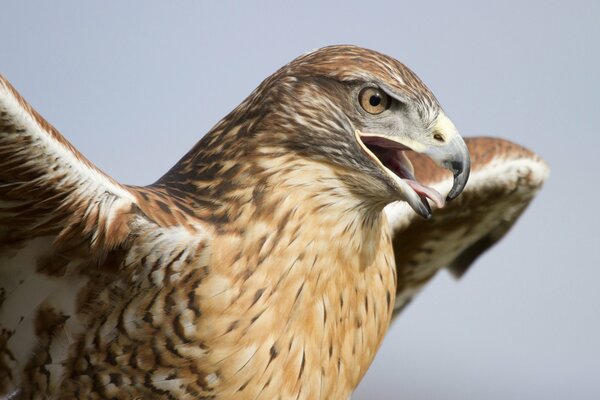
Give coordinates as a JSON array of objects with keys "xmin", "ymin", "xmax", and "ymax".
[{"xmin": 0, "ymin": 45, "xmax": 547, "ymax": 399}]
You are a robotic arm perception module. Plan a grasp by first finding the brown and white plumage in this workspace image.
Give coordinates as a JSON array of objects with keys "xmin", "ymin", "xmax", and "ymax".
[
  {"xmin": 387, "ymin": 138, "xmax": 548, "ymax": 314},
  {"xmin": 0, "ymin": 45, "xmax": 546, "ymax": 399}
]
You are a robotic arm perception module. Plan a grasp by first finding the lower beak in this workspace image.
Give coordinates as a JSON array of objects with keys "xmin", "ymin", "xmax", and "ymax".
[{"xmin": 422, "ymin": 134, "xmax": 471, "ymax": 201}]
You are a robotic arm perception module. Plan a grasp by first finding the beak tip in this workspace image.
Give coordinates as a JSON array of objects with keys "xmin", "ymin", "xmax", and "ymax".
[
  {"xmin": 445, "ymin": 184, "xmax": 463, "ymax": 202},
  {"xmin": 422, "ymin": 134, "xmax": 471, "ymax": 203},
  {"xmin": 444, "ymin": 155, "xmax": 471, "ymax": 202},
  {"xmin": 419, "ymin": 209, "xmax": 432, "ymax": 220},
  {"xmin": 446, "ymin": 172, "xmax": 470, "ymax": 201},
  {"xmin": 416, "ymin": 197, "xmax": 432, "ymax": 219}
]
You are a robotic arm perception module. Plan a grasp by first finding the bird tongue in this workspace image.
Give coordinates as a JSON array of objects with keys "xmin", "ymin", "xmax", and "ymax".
[
  {"xmin": 359, "ymin": 137, "xmax": 446, "ymax": 210},
  {"xmin": 404, "ymin": 179, "xmax": 445, "ymax": 209},
  {"xmin": 387, "ymin": 150, "xmax": 446, "ymax": 209}
]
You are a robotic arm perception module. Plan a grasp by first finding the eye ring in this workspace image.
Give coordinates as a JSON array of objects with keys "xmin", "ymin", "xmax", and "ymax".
[{"xmin": 358, "ymin": 87, "xmax": 391, "ymax": 115}]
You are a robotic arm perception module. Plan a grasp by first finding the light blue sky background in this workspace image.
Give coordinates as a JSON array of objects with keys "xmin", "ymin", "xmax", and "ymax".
[{"xmin": 1, "ymin": 1, "xmax": 598, "ymax": 398}]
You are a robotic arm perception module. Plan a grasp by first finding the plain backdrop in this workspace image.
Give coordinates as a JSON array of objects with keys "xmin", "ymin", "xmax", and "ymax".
[{"xmin": 1, "ymin": 1, "xmax": 599, "ymax": 398}]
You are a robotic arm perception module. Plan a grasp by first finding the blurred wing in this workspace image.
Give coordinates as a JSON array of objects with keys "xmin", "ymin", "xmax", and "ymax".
[
  {"xmin": 385, "ymin": 137, "xmax": 549, "ymax": 315},
  {"xmin": 0, "ymin": 75, "xmax": 207, "ymax": 394}
]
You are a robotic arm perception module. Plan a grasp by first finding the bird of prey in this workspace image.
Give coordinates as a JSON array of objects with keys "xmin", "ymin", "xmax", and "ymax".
[{"xmin": 0, "ymin": 45, "xmax": 547, "ymax": 399}]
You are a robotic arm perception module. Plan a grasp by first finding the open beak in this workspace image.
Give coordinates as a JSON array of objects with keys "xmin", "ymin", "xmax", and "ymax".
[
  {"xmin": 355, "ymin": 117, "xmax": 470, "ymax": 219},
  {"xmin": 422, "ymin": 134, "xmax": 470, "ymax": 201}
]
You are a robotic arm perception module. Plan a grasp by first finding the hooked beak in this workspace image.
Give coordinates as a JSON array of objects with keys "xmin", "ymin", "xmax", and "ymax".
[
  {"xmin": 356, "ymin": 113, "xmax": 471, "ymax": 219},
  {"xmin": 422, "ymin": 133, "xmax": 471, "ymax": 201}
]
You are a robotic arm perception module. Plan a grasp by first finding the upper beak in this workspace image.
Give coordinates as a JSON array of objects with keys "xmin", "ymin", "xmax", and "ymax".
[
  {"xmin": 355, "ymin": 111, "xmax": 470, "ymax": 219},
  {"xmin": 422, "ymin": 133, "xmax": 471, "ymax": 201}
]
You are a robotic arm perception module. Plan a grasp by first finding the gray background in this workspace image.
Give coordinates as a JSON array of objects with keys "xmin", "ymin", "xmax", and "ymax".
[{"xmin": 1, "ymin": 1, "xmax": 598, "ymax": 398}]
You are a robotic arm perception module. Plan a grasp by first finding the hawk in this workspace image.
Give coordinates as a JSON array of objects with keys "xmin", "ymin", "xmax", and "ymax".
[{"xmin": 0, "ymin": 45, "xmax": 547, "ymax": 399}]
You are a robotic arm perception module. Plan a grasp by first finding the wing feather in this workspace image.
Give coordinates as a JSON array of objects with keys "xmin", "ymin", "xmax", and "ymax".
[
  {"xmin": 386, "ymin": 137, "xmax": 549, "ymax": 314},
  {"xmin": 0, "ymin": 75, "xmax": 138, "ymax": 256},
  {"xmin": 0, "ymin": 75, "xmax": 209, "ymax": 395}
]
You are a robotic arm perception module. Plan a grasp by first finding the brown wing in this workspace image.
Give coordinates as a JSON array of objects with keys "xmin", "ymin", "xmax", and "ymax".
[
  {"xmin": 0, "ymin": 74, "xmax": 148, "ymax": 394},
  {"xmin": 385, "ymin": 137, "xmax": 549, "ymax": 314},
  {"xmin": 0, "ymin": 75, "xmax": 142, "ymax": 257},
  {"xmin": 0, "ymin": 75, "xmax": 210, "ymax": 395}
]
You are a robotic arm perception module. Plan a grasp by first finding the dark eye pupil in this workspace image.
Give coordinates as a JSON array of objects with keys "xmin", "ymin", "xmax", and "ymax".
[{"xmin": 369, "ymin": 94, "xmax": 381, "ymax": 107}]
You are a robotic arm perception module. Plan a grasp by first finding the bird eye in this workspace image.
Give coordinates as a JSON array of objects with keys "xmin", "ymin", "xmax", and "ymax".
[{"xmin": 358, "ymin": 87, "xmax": 391, "ymax": 115}]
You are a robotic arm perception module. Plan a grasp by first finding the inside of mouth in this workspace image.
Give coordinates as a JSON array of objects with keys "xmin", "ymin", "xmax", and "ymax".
[{"xmin": 363, "ymin": 142, "xmax": 445, "ymax": 209}]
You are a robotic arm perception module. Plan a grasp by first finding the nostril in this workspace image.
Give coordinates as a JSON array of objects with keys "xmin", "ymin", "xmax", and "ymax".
[{"xmin": 433, "ymin": 133, "xmax": 444, "ymax": 142}]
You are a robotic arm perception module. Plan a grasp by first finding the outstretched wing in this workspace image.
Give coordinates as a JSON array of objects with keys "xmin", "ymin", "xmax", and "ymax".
[
  {"xmin": 0, "ymin": 75, "xmax": 140, "ymax": 256},
  {"xmin": 386, "ymin": 137, "xmax": 549, "ymax": 315},
  {"xmin": 0, "ymin": 75, "xmax": 209, "ymax": 395}
]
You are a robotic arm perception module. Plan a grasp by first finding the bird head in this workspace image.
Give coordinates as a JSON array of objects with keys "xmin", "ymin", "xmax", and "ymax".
[
  {"xmin": 202, "ymin": 45, "xmax": 470, "ymax": 219},
  {"xmin": 276, "ymin": 45, "xmax": 471, "ymax": 218}
]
